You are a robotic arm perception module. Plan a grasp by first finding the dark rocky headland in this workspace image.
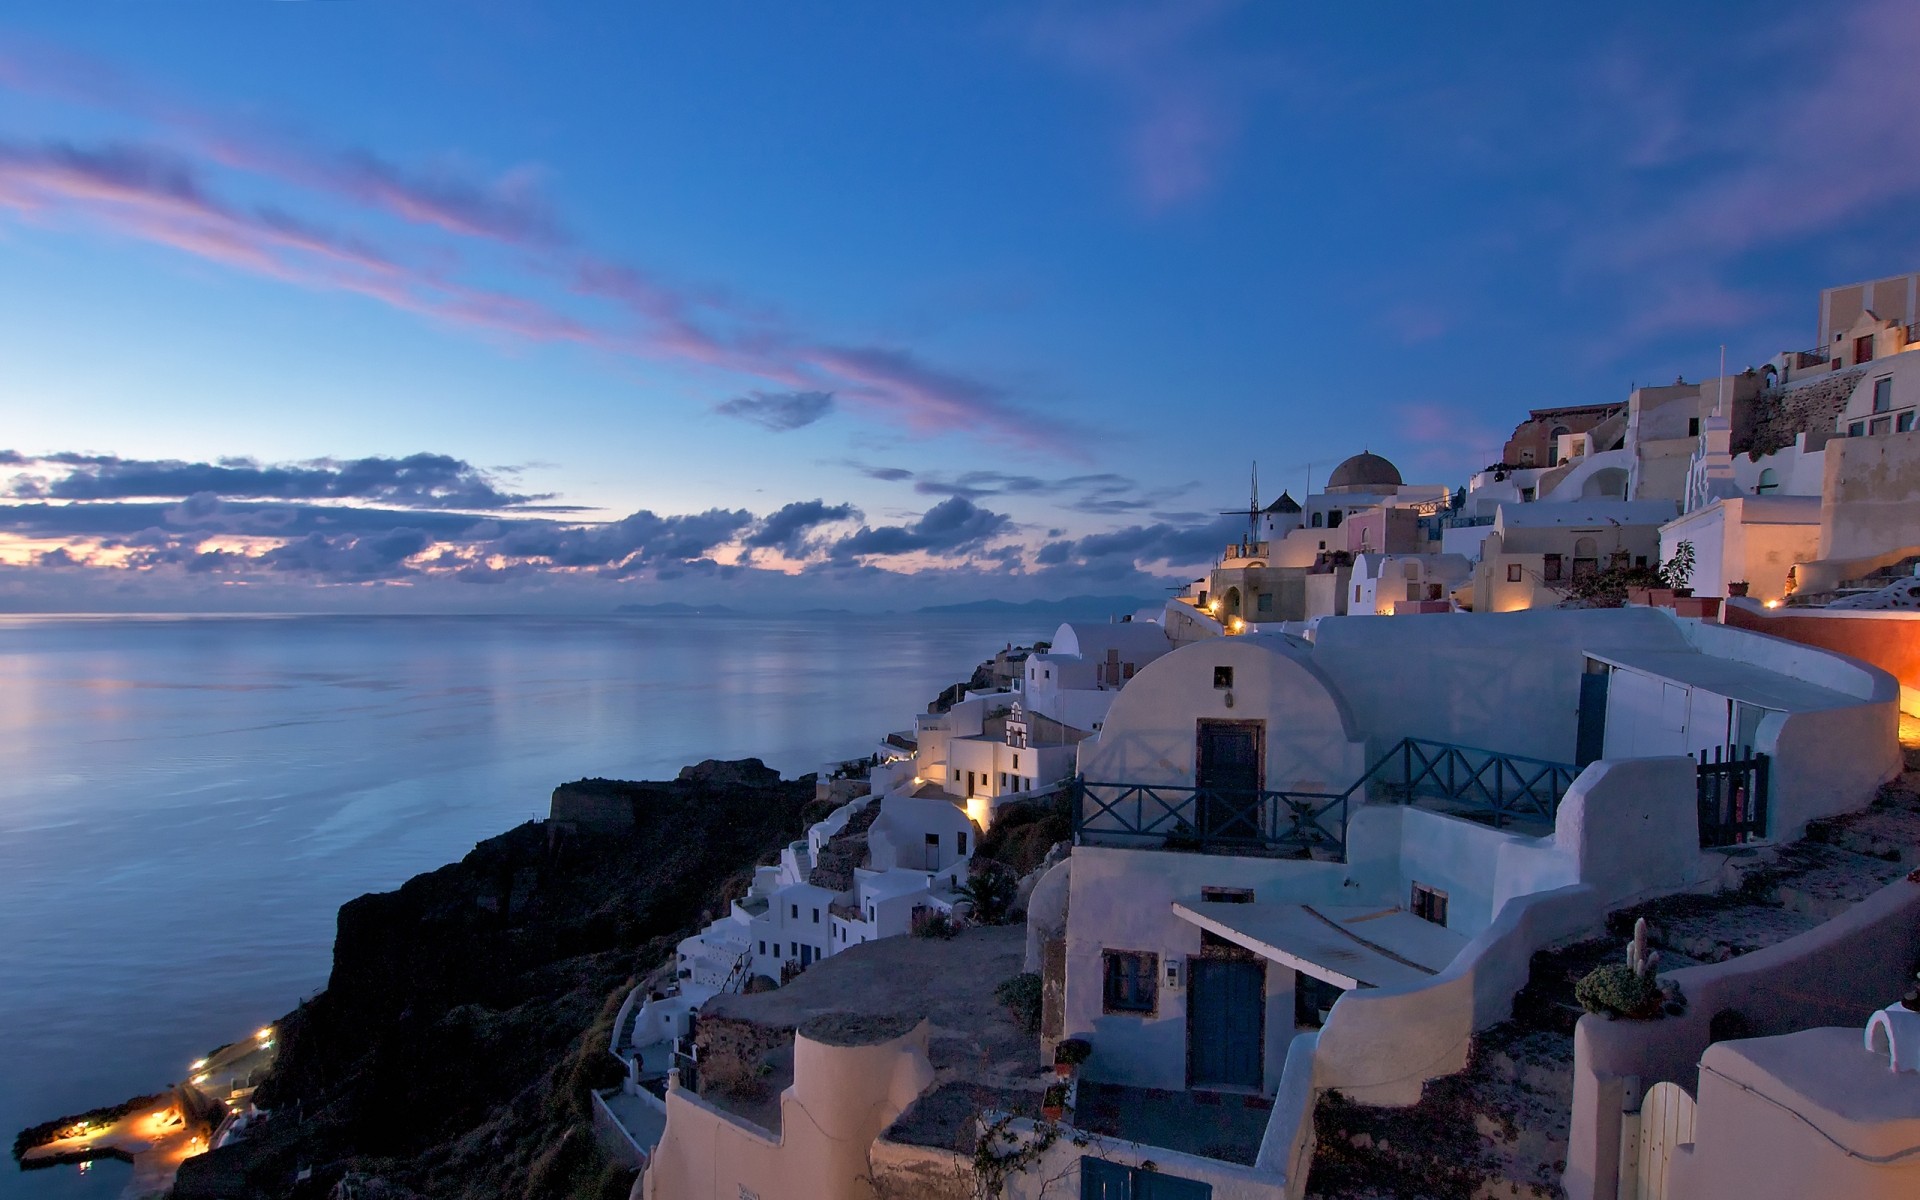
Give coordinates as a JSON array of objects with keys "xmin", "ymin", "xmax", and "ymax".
[{"xmin": 27, "ymin": 760, "xmax": 826, "ymax": 1200}]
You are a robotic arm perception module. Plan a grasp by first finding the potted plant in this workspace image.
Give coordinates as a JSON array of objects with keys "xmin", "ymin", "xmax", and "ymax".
[
  {"xmin": 1727, "ymin": 581, "xmax": 1750, "ymax": 598},
  {"xmin": 1661, "ymin": 541, "xmax": 1697, "ymax": 598},
  {"xmin": 1041, "ymin": 1083, "xmax": 1068, "ymax": 1122},
  {"xmin": 1575, "ymin": 919, "xmax": 1683, "ymax": 1020},
  {"xmin": 1054, "ymin": 1037, "xmax": 1092, "ymax": 1077}
]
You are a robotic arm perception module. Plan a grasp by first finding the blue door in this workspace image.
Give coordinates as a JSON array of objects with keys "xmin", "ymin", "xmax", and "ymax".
[
  {"xmin": 1187, "ymin": 957, "xmax": 1264, "ymax": 1089},
  {"xmin": 1576, "ymin": 669, "xmax": 1610, "ymax": 766},
  {"xmin": 1082, "ymin": 1157, "xmax": 1212, "ymax": 1199}
]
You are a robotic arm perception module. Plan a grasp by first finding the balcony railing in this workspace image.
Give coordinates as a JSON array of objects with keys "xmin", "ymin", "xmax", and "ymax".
[
  {"xmin": 1367, "ymin": 738, "xmax": 1577, "ymax": 827},
  {"xmin": 1073, "ymin": 779, "xmax": 1350, "ymax": 857},
  {"xmin": 1072, "ymin": 738, "xmax": 1581, "ymax": 860}
]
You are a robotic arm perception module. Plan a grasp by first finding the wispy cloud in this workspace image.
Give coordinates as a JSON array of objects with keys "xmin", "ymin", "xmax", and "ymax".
[
  {"xmin": 0, "ymin": 47, "xmax": 1062, "ymax": 448},
  {"xmin": 714, "ymin": 390, "xmax": 837, "ymax": 432},
  {"xmin": 1015, "ymin": 0, "xmax": 1279, "ymax": 212},
  {"xmin": 3, "ymin": 450, "xmax": 546, "ymax": 509}
]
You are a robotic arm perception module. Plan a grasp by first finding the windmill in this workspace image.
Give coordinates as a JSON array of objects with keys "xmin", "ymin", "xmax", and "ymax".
[{"xmin": 1218, "ymin": 462, "xmax": 1263, "ymax": 548}]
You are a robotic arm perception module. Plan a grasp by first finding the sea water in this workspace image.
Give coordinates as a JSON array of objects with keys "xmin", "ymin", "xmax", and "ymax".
[{"xmin": 0, "ymin": 611, "xmax": 1053, "ymax": 1198}]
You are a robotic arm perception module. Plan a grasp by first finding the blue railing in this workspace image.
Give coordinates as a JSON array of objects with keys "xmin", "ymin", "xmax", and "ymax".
[
  {"xmin": 1365, "ymin": 738, "xmax": 1578, "ymax": 828},
  {"xmin": 1073, "ymin": 780, "xmax": 1349, "ymax": 857},
  {"xmin": 1073, "ymin": 738, "xmax": 1580, "ymax": 859}
]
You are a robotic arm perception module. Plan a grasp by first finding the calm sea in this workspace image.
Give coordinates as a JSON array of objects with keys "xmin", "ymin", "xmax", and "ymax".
[{"xmin": 0, "ymin": 611, "xmax": 1053, "ymax": 1199}]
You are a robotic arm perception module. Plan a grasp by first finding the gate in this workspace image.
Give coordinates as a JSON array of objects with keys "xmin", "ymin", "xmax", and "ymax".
[
  {"xmin": 1695, "ymin": 745, "xmax": 1769, "ymax": 847},
  {"xmin": 1618, "ymin": 1081, "xmax": 1696, "ymax": 1200}
]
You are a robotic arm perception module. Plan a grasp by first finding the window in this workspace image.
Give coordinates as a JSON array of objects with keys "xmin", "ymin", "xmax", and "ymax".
[
  {"xmin": 1856, "ymin": 334, "xmax": 1875, "ymax": 364},
  {"xmin": 1543, "ymin": 553, "xmax": 1564, "ymax": 582},
  {"xmin": 954, "ymin": 769, "xmax": 961, "ymax": 781},
  {"xmin": 1256, "ymin": 593, "xmax": 1273, "ymax": 613},
  {"xmin": 812, "ymin": 908, "xmax": 820, "ymax": 924},
  {"xmin": 1013, "ymin": 753, "xmax": 1020, "ymax": 770},
  {"xmin": 1874, "ymin": 377, "xmax": 1893, "ymax": 412},
  {"xmin": 1687, "ymin": 417, "xmax": 1700, "ymax": 437},
  {"xmin": 1872, "ymin": 416, "xmax": 1893, "ymax": 435},
  {"xmin": 1311, "ymin": 512, "xmax": 1323, "ymax": 528},
  {"xmin": 1213, "ymin": 666, "xmax": 1233, "ymax": 690},
  {"xmin": 1411, "ymin": 882, "xmax": 1449, "ymax": 926},
  {"xmin": 1850, "ymin": 421, "xmax": 1868, "ymax": 437},
  {"xmin": 925, "ymin": 832, "xmax": 939, "ymax": 856},
  {"xmin": 1102, "ymin": 950, "xmax": 1158, "ymax": 1014},
  {"xmin": 790, "ymin": 904, "xmax": 798, "ymax": 919},
  {"xmin": 1901, "ymin": 411, "xmax": 1916, "ymax": 433},
  {"xmin": 1201, "ymin": 886, "xmax": 1255, "ymax": 903},
  {"xmin": 1520, "ymin": 487, "xmax": 1536, "ymax": 502},
  {"xmin": 1327, "ymin": 510, "xmax": 1343, "ymax": 528},
  {"xmin": 1354, "ymin": 585, "xmax": 1363, "ymax": 603},
  {"xmin": 758, "ymin": 940, "xmax": 766, "ymax": 955},
  {"xmin": 1756, "ymin": 467, "xmax": 1779, "ymax": 494},
  {"xmin": 1507, "ymin": 563, "xmax": 1523, "ymax": 583},
  {"xmin": 956, "ymin": 831, "xmax": 967, "ymax": 855}
]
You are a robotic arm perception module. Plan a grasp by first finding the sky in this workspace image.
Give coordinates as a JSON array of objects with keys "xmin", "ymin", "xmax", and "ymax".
[{"xmin": 2, "ymin": 0, "xmax": 1918, "ymax": 612}]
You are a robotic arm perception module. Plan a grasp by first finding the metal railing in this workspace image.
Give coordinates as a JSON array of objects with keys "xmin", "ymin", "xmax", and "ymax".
[
  {"xmin": 1073, "ymin": 779, "xmax": 1350, "ymax": 857},
  {"xmin": 1072, "ymin": 738, "xmax": 1582, "ymax": 859},
  {"xmin": 1369, "ymin": 738, "xmax": 1578, "ymax": 827}
]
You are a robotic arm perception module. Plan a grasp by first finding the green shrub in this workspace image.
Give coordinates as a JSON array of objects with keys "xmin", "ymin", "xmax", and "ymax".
[
  {"xmin": 1054, "ymin": 1037, "xmax": 1092, "ymax": 1066},
  {"xmin": 1574, "ymin": 963, "xmax": 1665, "ymax": 1019},
  {"xmin": 912, "ymin": 909, "xmax": 958, "ymax": 939},
  {"xmin": 996, "ymin": 972, "xmax": 1043, "ymax": 1034},
  {"xmin": 955, "ymin": 862, "xmax": 1019, "ymax": 926}
]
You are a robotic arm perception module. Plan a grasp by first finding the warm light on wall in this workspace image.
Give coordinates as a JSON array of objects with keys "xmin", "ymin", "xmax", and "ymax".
[
  {"xmin": 966, "ymin": 795, "xmax": 990, "ymax": 830},
  {"xmin": 1764, "ymin": 599, "xmax": 1782, "ymax": 609}
]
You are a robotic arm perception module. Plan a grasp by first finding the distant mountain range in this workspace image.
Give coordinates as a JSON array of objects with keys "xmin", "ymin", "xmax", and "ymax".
[
  {"xmin": 613, "ymin": 602, "xmax": 741, "ymax": 615},
  {"xmin": 915, "ymin": 595, "xmax": 1158, "ymax": 616}
]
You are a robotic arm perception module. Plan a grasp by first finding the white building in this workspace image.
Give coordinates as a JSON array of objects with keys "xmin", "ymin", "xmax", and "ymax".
[{"xmin": 1043, "ymin": 607, "xmax": 1898, "ymax": 1193}]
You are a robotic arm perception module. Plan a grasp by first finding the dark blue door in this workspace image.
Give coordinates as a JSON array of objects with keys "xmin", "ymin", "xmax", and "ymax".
[
  {"xmin": 1187, "ymin": 958, "xmax": 1264, "ymax": 1089},
  {"xmin": 1081, "ymin": 1157, "xmax": 1213, "ymax": 1199},
  {"xmin": 1576, "ymin": 670, "xmax": 1610, "ymax": 766},
  {"xmin": 1196, "ymin": 720, "xmax": 1263, "ymax": 841}
]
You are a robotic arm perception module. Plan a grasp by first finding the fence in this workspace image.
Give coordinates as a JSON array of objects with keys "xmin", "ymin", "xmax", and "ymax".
[
  {"xmin": 1694, "ymin": 745, "xmax": 1769, "ymax": 847},
  {"xmin": 1074, "ymin": 738, "xmax": 1582, "ymax": 859}
]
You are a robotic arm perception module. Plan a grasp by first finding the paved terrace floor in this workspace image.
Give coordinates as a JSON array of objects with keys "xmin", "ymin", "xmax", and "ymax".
[{"xmin": 1074, "ymin": 1082, "xmax": 1274, "ymax": 1166}]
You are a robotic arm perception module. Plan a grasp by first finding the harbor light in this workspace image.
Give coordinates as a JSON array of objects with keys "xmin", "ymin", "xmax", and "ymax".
[{"xmin": 256, "ymin": 1026, "xmax": 273, "ymax": 1042}]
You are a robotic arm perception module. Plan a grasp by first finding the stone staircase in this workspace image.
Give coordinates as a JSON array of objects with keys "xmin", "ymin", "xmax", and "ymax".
[{"xmin": 1307, "ymin": 751, "xmax": 1920, "ymax": 1199}]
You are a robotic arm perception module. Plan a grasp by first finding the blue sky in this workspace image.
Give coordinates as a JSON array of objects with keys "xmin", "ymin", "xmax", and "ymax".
[{"xmin": 2, "ymin": 0, "xmax": 1916, "ymax": 611}]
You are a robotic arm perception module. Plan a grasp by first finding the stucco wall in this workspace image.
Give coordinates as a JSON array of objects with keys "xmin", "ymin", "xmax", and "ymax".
[
  {"xmin": 1725, "ymin": 599, "xmax": 1920, "ymax": 715},
  {"xmin": 1819, "ymin": 428, "xmax": 1920, "ymax": 560},
  {"xmin": 644, "ymin": 1021, "xmax": 935, "ymax": 1200},
  {"xmin": 1564, "ymin": 875, "xmax": 1920, "ymax": 1200},
  {"xmin": 1076, "ymin": 636, "xmax": 1366, "ymax": 800},
  {"xmin": 1310, "ymin": 607, "xmax": 1689, "ymax": 764}
]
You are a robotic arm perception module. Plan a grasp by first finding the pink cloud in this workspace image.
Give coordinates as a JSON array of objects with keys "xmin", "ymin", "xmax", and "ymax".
[{"xmin": 0, "ymin": 44, "xmax": 1062, "ymax": 448}]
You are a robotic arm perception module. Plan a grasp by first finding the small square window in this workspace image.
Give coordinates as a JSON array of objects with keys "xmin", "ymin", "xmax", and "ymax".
[
  {"xmin": 1872, "ymin": 416, "xmax": 1892, "ymax": 435},
  {"xmin": 1507, "ymin": 563, "xmax": 1523, "ymax": 583},
  {"xmin": 1201, "ymin": 886, "xmax": 1255, "ymax": 904},
  {"xmin": 1850, "ymin": 421, "xmax": 1868, "ymax": 437},
  {"xmin": 1412, "ymin": 882, "xmax": 1449, "ymax": 926},
  {"xmin": 1213, "ymin": 666, "xmax": 1233, "ymax": 690},
  {"xmin": 1900, "ymin": 411, "xmax": 1916, "ymax": 433},
  {"xmin": 1102, "ymin": 950, "xmax": 1159, "ymax": 1014}
]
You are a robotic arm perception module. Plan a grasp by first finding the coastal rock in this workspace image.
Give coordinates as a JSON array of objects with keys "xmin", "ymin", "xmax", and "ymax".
[
  {"xmin": 677, "ymin": 757, "xmax": 783, "ymax": 788},
  {"xmin": 174, "ymin": 766, "xmax": 814, "ymax": 1200}
]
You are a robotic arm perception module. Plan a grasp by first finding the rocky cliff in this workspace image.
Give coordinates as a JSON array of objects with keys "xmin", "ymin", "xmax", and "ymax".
[{"xmin": 172, "ymin": 763, "xmax": 816, "ymax": 1200}]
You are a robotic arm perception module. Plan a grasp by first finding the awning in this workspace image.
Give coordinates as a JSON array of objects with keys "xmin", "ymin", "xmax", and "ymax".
[{"xmin": 1172, "ymin": 899, "xmax": 1469, "ymax": 990}]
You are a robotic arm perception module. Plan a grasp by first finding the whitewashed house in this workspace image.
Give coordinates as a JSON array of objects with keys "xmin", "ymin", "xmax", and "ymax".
[{"xmin": 1035, "ymin": 605, "xmax": 1899, "ymax": 1195}]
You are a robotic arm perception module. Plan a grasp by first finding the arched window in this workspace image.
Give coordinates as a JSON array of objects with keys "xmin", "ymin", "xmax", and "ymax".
[
  {"xmin": 1756, "ymin": 468, "xmax": 1779, "ymax": 494},
  {"xmin": 1548, "ymin": 425, "xmax": 1570, "ymax": 467},
  {"xmin": 1573, "ymin": 536, "xmax": 1598, "ymax": 558},
  {"xmin": 1311, "ymin": 512, "xmax": 1323, "ymax": 528}
]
